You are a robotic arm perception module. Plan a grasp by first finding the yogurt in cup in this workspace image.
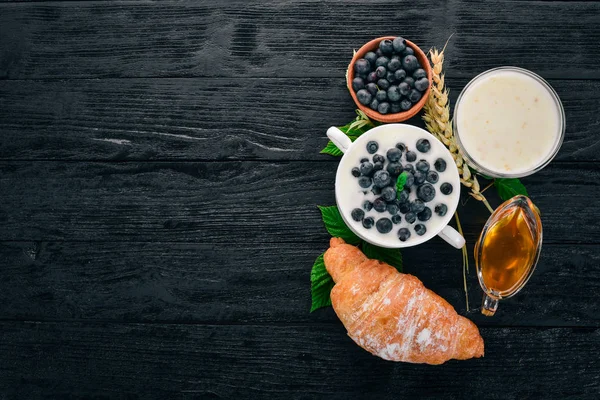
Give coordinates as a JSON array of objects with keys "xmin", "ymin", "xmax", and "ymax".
[
  {"xmin": 453, "ymin": 67, "xmax": 565, "ymax": 178},
  {"xmin": 327, "ymin": 124, "xmax": 465, "ymax": 249}
]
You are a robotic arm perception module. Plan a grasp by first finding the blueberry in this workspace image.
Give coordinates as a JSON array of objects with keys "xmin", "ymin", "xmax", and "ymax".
[
  {"xmin": 373, "ymin": 197, "xmax": 387, "ymax": 212},
  {"xmin": 399, "ymin": 202, "xmax": 411, "ymax": 214},
  {"xmin": 392, "ymin": 214, "xmax": 402, "ymax": 224},
  {"xmin": 413, "ymin": 68, "xmax": 427, "ymax": 80},
  {"xmin": 402, "ymin": 55, "xmax": 419, "ymax": 71},
  {"xmin": 396, "ymin": 142, "xmax": 406, "ymax": 152},
  {"xmin": 366, "ymin": 141, "xmax": 379, "ymax": 154},
  {"xmin": 351, "ymin": 167, "xmax": 360, "ymax": 177},
  {"xmin": 369, "ymin": 99, "xmax": 379, "ymax": 111},
  {"xmin": 397, "ymin": 189, "xmax": 409, "ymax": 203},
  {"xmin": 398, "ymin": 82, "xmax": 410, "ymax": 96},
  {"xmin": 440, "ymin": 183, "xmax": 453, "ymax": 195},
  {"xmin": 358, "ymin": 176, "xmax": 372, "ymax": 188},
  {"xmin": 352, "ymin": 77, "xmax": 365, "ymax": 92},
  {"xmin": 394, "ymin": 69, "xmax": 407, "ymax": 81},
  {"xmin": 367, "ymin": 71, "xmax": 378, "ymax": 83},
  {"xmin": 360, "ymin": 157, "xmax": 369, "ymax": 163},
  {"xmin": 403, "ymin": 164, "xmax": 415, "ymax": 173},
  {"xmin": 386, "ymin": 71, "xmax": 397, "ymax": 83},
  {"xmin": 387, "ymin": 202, "xmax": 400, "ymax": 215},
  {"xmin": 366, "ymin": 83, "xmax": 378, "ymax": 96},
  {"xmin": 373, "ymin": 154, "xmax": 385, "ymax": 164},
  {"xmin": 387, "ymin": 148, "xmax": 402, "ymax": 162},
  {"xmin": 363, "ymin": 200, "xmax": 373, "ymax": 211},
  {"xmin": 403, "ymin": 47, "xmax": 415, "ymax": 57},
  {"xmin": 356, "ymin": 89, "xmax": 373, "ymax": 105},
  {"xmin": 414, "ymin": 223, "xmax": 427, "ymax": 236},
  {"xmin": 392, "ymin": 37, "xmax": 407, "ymax": 53},
  {"xmin": 409, "ymin": 89, "xmax": 422, "ymax": 103},
  {"xmin": 434, "ymin": 158, "xmax": 447, "ymax": 172},
  {"xmin": 377, "ymin": 102, "xmax": 390, "ymax": 114},
  {"xmin": 400, "ymin": 99, "xmax": 412, "ymax": 111},
  {"xmin": 416, "ymin": 139, "xmax": 431, "ymax": 153},
  {"xmin": 372, "ymin": 162, "xmax": 384, "ymax": 172},
  {"xmin": 386, "ymin": 162, "xmax": 403, "ymax": 176},
  {"xmin": 390, "ymin": 102, "xmax": 402, "ymax": 113},
  {"xmin": 364, "ymin": 51, "xmax": 378, "ymax": 67},
  {"xmin": 360, "ymin": 162, "xmax": 374, "ymax": 176},
  {"xmin": 375, "ymin": 66, "xmax": 387, "ymax": 79},
  {"xmin": 404, "ymin": 172, "xmax": 415, "ymax": 188},
  {"xmin": 379, "ymin": 39, "xmax": 394, "ymax": 55},
  {"xmin": 417, "ymin": 207, "xmax": 432, "ymax": 222},
  {"xmin": 416, "ymin": 159, "xmax": 430, "ymax": 172},
  {"xmin": 398, "ymin": 228, "xmax": 411, "ymax": 242},
  {"xmin": 403, "ymin": 77, "xmax": 415, "ymax": 88},
  {"xmin": 406, "ymin": 151, "xmax": 417, "ymax": 162},
  {"xmin": 415, "ymin": 77, "xmax": 430, "ymax": 92},
  {"xmin": 435, "ymin": 203, "xmax": 448, "ymax": 216},
  {"xmin": 388, "ymin": 58, "xmax": 402, "ymax": 72},
  {"xmin": 371, "ymin": 185, "xmax": 382, "ymax": 195},
  {"xmin": 404, "ymin": 212, "xmax": 417, "ymax": 224},
  {"xmin": 355, "ymin": 58, "xmax": 371, "ymax": 75},
  {"xmin": 351, "ymin": 208, "xmax": 365, "ymax": 221},
  {"xmin": 410, "ymin": 200, "xmax": 425, "ymax": 213},
  {"xmin": 376, "ymin": 90, "xmax": 387, "ymax": 102},
  {"xmin": 373, "ymin": 170, "xmax": 391, "ymax": 188},
  {"xmin": 376, "ymin": 48, "xmax": 383, "ymax": 57},
  {"xmin": 363, "ymin": 217, "xmax": 375, "ymax": 229},
  {"xmin": 377, "ymin": 79, "xmax": 390, "ymax": 90},
  {"xmin": 416, "ymin": 183, "xmax": 436, "ymax": 202},
  {"xmin": 387, "ymin": 86, "xmax": 401, "ymax": 102},
  {"xmin": 414, "ymin": 171, "xmax": 426, "ymax": 184},
  {"xmin": 376, "ymin": 218, "xmax": 393, "ymax": 234},
  {"xmin": 381, "ymin": 186, "xmax": 396, "ymax": 202},
  {"xmin": 426, "ymin": 171, "xmax": 439, "ymax": 183},
  {"xmin": 375, "ymin": 57, "xmax": 390, "ymax": 68}
]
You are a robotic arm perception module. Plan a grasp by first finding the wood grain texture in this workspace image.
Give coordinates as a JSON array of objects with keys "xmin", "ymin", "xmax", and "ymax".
[
  {"xmin": 1, "ymin": 78, "xmax": 598, "ymax": 162},
  {"xmin": 0, "ymin": 161, "xmax": 598, "ymax": 244},
  {"xmin": 1, "ymin": 240, "xmax": 598, "ymax": 327},
  {"xmin": 1, "ymin": 0, "xmax": 599, "ymax": 79},
  {"xmin": 0, "ymin": 321, "xmax": 598, "ymax": 399}
]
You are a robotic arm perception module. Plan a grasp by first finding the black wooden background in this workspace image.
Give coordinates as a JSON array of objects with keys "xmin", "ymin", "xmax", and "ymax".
[{"xmin": 1, "ymin": 0, "xmax": 599, "ymax": 398}]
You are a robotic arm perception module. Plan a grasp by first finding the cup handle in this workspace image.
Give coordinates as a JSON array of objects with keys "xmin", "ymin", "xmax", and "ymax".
[
  {"xmin": 438, "ymin": 225, "xmax": 466, "ymax": 249},
  {"xmin": 326, "ymin": 127, "xmax": 352, "ymax": 154}
]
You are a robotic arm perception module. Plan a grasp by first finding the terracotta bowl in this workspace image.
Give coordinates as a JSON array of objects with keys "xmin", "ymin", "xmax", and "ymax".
[{"xmin": 347, "ymin": 36, "xmax": 433, "ymax": 123}]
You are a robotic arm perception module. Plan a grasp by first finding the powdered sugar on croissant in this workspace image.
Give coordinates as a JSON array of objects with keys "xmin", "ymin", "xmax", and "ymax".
[{"xmin": 324, "ymin": 237, "xmax": 484, "ymax": 365}]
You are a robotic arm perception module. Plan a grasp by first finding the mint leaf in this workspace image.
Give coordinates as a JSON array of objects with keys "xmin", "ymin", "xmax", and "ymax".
[
  {"xmin": 494, "ymin": 178, "xmax": 529, "ymax": 201},
  {"xmin": 320, "ymin": 135, "xmax": 358, "ymax": 156},
  {"xmin": 318, "ymin": 205, "xmax": 361, "ymax": 245},
  {"xmin": 310, "ymin": 253, "xmax": 335, "ymax": 312},
  {"xmin": 395, "ymin": 172, "xmax": 408, "ymax": 196},
  {"xmin": 362, "ymin": 242, "xmax": 403, "ymax": 272}
]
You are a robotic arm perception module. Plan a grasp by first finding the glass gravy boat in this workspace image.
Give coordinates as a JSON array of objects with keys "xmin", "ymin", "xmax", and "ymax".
[{"xmin": 475, "ymin": 195, "xmax": 543, "ymax": 316}]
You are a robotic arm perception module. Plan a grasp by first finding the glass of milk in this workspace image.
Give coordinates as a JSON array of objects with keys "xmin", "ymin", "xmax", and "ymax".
[{"xmin": 454, "ymin": 67, "xmax": 565, "ymax": 178}]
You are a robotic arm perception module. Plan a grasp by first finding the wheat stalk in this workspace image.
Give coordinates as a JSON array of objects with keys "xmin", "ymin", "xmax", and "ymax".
[{"xmin": 423, "ymin": 48, "xmax": 494, "ymax": 214}]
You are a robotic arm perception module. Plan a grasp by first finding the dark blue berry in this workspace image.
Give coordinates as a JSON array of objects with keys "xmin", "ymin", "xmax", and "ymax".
[
  {"xmin": 352, "ymin": 77, "xmax": 365, "ymax": 92},
  {"xmin": 410, "ymin": 200, "xmax": 425, "ymax": 213},
  {"xmin": 379, "ymin": 39, "xmax": 394, "ymax": 55},
  {"xmin": 351, "ymin": 167, "xmax": 360, "ymax": 177},
  {"xmin": 399, "ymin": 202, "xmax": 411, "ymax": 214},
  {"xmin": 414, "ymin": 223, "xmax": 427, "ymax": 236},
  {"xmin": 417, "ymin": 207, "xmax": 432, "ymax": 222},
  {"xmin": 355, "ymin": 58, "xmax": 371, "ymax": 75},
  {"xmin": 403, "ymin": 47, "xmax": 415, "ymax": 57},
  {"xmin": 375, "ymin": 66, "xmax": 387, "ymax": 79},
  {"xmin": 377, "ymin": 102, "xmax": 390, "ymax": 114},
  {"xmin": 415, "ymin": 77, "xmax": 430, "ymax": 92},
  {"xmin": 435, "ymin": 203, "xmax": 448, "ymax": 216},
  {"xmin": 373, "ymin": 197, "xmax": 387, "ymax": 212},
  {"xmin": 351, "ymin": 208, "xmax": 365, "ymax": 221},
  {"xmin": 404, "ymin": 172, "xmax": 415, "ymax": 188},
  {"xmin": 391, "ymin": 102, "xmax": 402, "ymax": 113},
  {"xmin": 398, "ymin": 228, "xmax": 411, "ymax": 242},
  {"xmin": 406, "ymin": 151, "xmax": 417, "ymax": 162},
  {"xmin": 386, "ymin": 162, "xmax": 403, "ymax": 176},
  {"xmin": 416, "ymin": 139, "xmax": 431, "ymax": 153},
  {"xmin": 403, "ymin": 77, "xmax": 415, "ymax": 88},
  {"xmin": 396, "ymin": 142, "xmax": 406, "ymax": 152},
  {"xmin": 413, "ymin": 68, "xmax": 426, "ymax": 80},
  {"xmin": 356, "ymin": 89, "xmax": 372, "ymax": 105},
  {"xmin": 366, "ymin": 141, "xmax": 379, "ymax": 154},
  {"xmin": 417, "ymin": 183, "xmax": 436, "ymax": 202},
  {"xmin": 360, "ymin": 162, "xmax": 374, "ymax": 176},
  {"xmin": 381, "ymin": 186, "xmax": 396, "ymax": 202},
  {"xmin": 375, "ymin": 48, "xmax": 383, "ymax": 57},
  {"xmin": 376, "ymin": 90, "xmax": 387, "ymax": 102},
  {"xmin": 375, "ymin": 57, "xmax": 390, "ymax": 68},
  {"xmin": 392, "ymin": 37, "xmax": 407, "ymax": 53},
  {"xmin": 434, "ymin": 158, "xmax": 447, "ymax": 172},
  {"xmin": 377, "ymin": 79, "xmax": 390, "ymax": 90},
  {"xmin": 409, "ymin": 89, "xmax": 422, "ymax": 103},
  {"xmin": 363, "ymin": 217, "xmax": 374, "ymax": 229},
  {"xmin": 360, "ymin": 157, "xmax": 369, "ymax": 163},
  {"xmin": 372, "ymin": 162, "xmax": 384, "ymax": 172},
  {"xmin": 416, "ymin": 159, "xmax": 430, "ymax": 172},
  {"xmin": 367, "ymin": 71, "xmax": 378, "ymax": 83},
  {"xmin": 387, "ymin": 148, "xmax": 402, "ymax": 162},
  {"xmin": 400, "ymin": 99, "xmax": 412, "ymax": 111},
  {"xmin": 397, "ymin": 189, "xmax": 409, "ymax": 203},
  {"xmin": 358, "ymin": 176, "xmax": 372, "ymax": 188},
  {"xmin": 369, "ymin": 99, "xmax": 379, "ymax": 110},
  {"xmin": 373, "ymin": 170, "xmax": 391, "ymax": 188},
  {"xmin": 388, "ymin": 58, "xmax": 402, "ymax": 72},
  {"xmin": 392, "ymin": 214, "xmax": 402, "ymax": 224},
  {"xmin": 402, "ymin": 55, "xmax": 419, "ymax": 71},
  {"xmin": 364, "ymin": 51, "xmax": 378, "ymax": 67},
  {"xmin": 386, "ymin": 71, "xmax": 397, "ymax": 83},
  {"xmin": 376, "ymin": 218, "xmax": 393, "ymax": 234},
  {"xmin": 363, "ymin": 200, "xmax": 373, "ymax": 211},
  {"xmin": 398, "ymin": 82, "xmax": 410, "ymax": 96},
  {"xmin": 387, "ymin": 86, "xmax": 401, "ymax": 102},
  {"xmin": 366, "ymin": 83, "xmax": 378, "ymax": 95},
  {"xmin": 373, "ymin": 154, "xmax": 385, "ymax": 164},
  {"xmin": 414, "ymin": 171, "xmax": 426, "ymax": 184},
  {"xmin": 440, "ymin": 183, "xmax": 453, "ymax": 195},
  {"xmin": 403, "ymin": 164, "xmax": 415, "ymax": 173},
  {"xmin": 426, "ymin": 171, "xmax": 439, "ymax": 183},
  {"xmin": 387, "ymin": 203, "xmax": 399, "ymax": 215},
  {"xmin": 394, "ymin": 69, "xmax": 407, "ymax": 82},
  {"xmin": 405, "ymin": 212, "xmax": 417, "ymax": 224}
]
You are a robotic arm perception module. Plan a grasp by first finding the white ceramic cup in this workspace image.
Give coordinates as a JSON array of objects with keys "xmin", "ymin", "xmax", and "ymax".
[{"xmin": 327, "ymin": 123, "xmax": 465, "ymax": 249}]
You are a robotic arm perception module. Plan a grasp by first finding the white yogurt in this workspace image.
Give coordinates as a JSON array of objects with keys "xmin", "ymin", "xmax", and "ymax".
[{"xmin": 455, "ymin": 68, "xmax": 563, "ymax": 176}]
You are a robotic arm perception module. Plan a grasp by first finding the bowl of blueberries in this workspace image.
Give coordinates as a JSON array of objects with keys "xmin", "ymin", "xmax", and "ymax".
[{"xmin": 347, "ymin": 36, "xmax": 432, "ymax": 123}]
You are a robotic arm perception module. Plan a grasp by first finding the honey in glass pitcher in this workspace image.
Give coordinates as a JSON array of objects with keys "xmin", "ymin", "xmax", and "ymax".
[{"xmin": 475, "ymin": 195, "xmax": 542, "ymax": 316}]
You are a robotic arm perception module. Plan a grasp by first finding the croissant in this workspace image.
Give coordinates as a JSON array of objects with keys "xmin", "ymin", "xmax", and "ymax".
[{"xmin": 324, "ymin": 238, "xmax": 484, "ymax": 364}]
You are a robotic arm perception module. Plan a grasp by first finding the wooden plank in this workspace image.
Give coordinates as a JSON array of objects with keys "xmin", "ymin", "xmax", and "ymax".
[
  {"xmin": 1, "ymin": 1, "xmax": 599, "ymax": 79},
  {"xmin": 0, "ymin": 321, "xmax": 598, "ymax": 398},
  {"xmin": 1, "ymin": 240, "xmax": 598, "ymax": 327},
  {"xmin": 0, "ymin": 78, "xmax": 597, "ymax": 162},
  {"xmin": 0, "ymin": 161, "xmax": 597, "ymax": 244}
]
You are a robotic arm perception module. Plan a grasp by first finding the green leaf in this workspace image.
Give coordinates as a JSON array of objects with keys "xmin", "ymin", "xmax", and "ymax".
[
  {"xmin": 362, "ymin": 242, "xmax": 403, "ymax": 272},
  {"xmin": 320, "ymin": 110, "xmax": 375, "ymax": 156},
  {"xmin": 318, "ymin": 205, "xmax": 361, "ymax": 245},
  {"xmin": 395, "ymin": 172, "xmax": 408, "ymax": 197},
  {"xmin": 320, "ymin": 141, "xmax": 344, "ymax": 156},
  {"xmin": 494, "ymin": 178, "xmax": 529, "ymax": 201},
  {"xmin": 310, "ymin": 253, "xmax": 335, "ymax": 312}
]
